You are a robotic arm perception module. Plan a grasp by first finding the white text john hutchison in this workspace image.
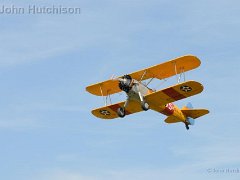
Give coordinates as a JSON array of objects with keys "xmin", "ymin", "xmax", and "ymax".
[{"xmin": 0, "ymin": 5, "xmax": 81, "ymax": 15}]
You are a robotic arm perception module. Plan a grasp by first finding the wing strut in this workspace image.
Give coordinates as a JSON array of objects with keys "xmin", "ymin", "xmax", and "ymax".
[
  {"xmin": 146, "ymin": 77, "xmax": 154, "ymax": 86},
  {"xmin": 139, "ymin": 70, "xmax": 147, "ymax": 82},
  {"xmin": 105, "ymin": 91, "xmax": 112, "ymax": 106},
  {"xmin": 99, "ymin": 84, "xmax": 107, "ymax": 106},
  {"xmin": 173, "ymin": 62, "xmax": 186, "ymax": 84},
  {"xmin": 178, "ymin": 67, "xmax": 186, "ymax": 83},
  {"xmin": 174, "ymin": 61, "xmax": 178, "ymax": 83}
]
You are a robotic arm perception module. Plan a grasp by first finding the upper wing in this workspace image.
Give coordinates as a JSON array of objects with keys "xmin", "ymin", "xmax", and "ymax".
[
  {"xmin": 91, "ymin": 100, "xmax": 143, "ymax": 119},
  {"xmin": 86, "ymin": 79, "xmax": 119, "ymax": 97},
  {"xmin": 86, "ymin": 55, "xmax": 200, "ymax": 96},
  {"xmin": 129, "ymin": 54, "xmax": 201, "ymax": 81},
  {"xmin": 145, "ymin": 80, "xmax": 204, "ymax": 107}
]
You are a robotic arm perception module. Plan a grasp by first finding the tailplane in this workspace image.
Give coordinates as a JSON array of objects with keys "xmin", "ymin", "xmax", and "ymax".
[
  {"xmin": 164, "ymin": 103, "xmax": 209, "ymax": 130},
  {"xmin": 181, "ymin": 102, "xmax": 209, "ymax": 130},
  {"xmin": 181, "ymin": 109, "xmax": 209, "ymax": 119}
]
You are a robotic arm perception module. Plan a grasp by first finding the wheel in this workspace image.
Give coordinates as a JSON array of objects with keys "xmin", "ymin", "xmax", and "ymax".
[
  {"xmin": 141, "ymin": 101, "xmax": 149, "ymax": 111},
  {"xmin": 185, "ymin": 123, "xmax": 190, "ymax": 130},
  {"xmin": 117, "ymin": 107, "xmax": 125, "ymax": 118}
]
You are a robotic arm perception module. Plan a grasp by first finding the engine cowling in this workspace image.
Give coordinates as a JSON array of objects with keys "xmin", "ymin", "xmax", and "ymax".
[{"xmin": 118, "ymin": 75, "xmax": 133, "ymax": 93}]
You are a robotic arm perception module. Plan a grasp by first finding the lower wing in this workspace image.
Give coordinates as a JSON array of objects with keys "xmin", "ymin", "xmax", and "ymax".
[
  {"xmin": 145, "ymin": 80, "xmax": 204, "ymax": 107},
  {"xmin": 91, "ymin": 100, "xmax": 143, "ymax": 119},
  {"xmin": 91, "ymin": 81, "xmax": 204, "ymax": 119}
]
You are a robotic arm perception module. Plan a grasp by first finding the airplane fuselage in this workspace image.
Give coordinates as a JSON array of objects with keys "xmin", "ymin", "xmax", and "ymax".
[{"xmin": 126, "ymin": 80, "xmax": 186, "ymax": 122}]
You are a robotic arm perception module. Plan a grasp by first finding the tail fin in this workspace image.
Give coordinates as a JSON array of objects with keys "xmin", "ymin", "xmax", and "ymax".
[{"xmin": 182, "ymin": 102, "xmax": 193, "ymax": 110}]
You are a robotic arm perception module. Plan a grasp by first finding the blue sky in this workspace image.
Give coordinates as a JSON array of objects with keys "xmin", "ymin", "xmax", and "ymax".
[{"xmin": 0, "ymin": 0, "xmax": 240, "ymax": 179}]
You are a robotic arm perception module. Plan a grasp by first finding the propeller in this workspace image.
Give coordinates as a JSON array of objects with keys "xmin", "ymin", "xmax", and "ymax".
[
  {"xmin": 111, "ymin": 74, "xmax": 124, "ymax": 82},
  {"xmin": 111, "ymin": 74, "xmax": 134, "ymax": 93}
]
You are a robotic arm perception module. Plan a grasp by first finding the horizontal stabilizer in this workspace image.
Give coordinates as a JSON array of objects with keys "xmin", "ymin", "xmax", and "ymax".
[
  {"xmin": 181, "ymin": 109, "xmax": 209, "ymax": 119},
  {"xmin": 164, "ymin": 109, "xmax": 209, "ymax": 124},
  {"xmin": 164, "ymin": 116, "xmax": 182, "ymax": 124}
]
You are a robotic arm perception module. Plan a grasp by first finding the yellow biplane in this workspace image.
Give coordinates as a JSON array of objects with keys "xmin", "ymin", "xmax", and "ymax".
[{"xmin": 86, "ymin": 55, "xmax": 209, "ymax": 130}]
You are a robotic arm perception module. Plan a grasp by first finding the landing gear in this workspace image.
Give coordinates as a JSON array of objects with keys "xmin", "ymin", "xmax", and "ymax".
[
  {"xmin": 141, "ymin": 100, "xmax": 149, "ymax": 111},
  {"xmin": 138, "ymin": 89, "xmax": 149, "ymax": 111},
  {"xmin": 185, "ymin": 123, "xmax": 190, "ymax": 130},
  {"xmin": 117, "ymin": 98, "xmax": 129, "ymax": 118},
  {"xmin": 117, "ymin": 107, "xmax": 125, "ymax": 118},
  {"xmin": 117, "ymin": 76, "xmax": 150, "ymax": 117}
]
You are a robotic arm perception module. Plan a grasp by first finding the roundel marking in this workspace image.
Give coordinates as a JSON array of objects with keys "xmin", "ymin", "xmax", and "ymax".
[
  {"xmin": 180, "ymin": 85, "xmax": 192, "ymax": 92},
  {"xmin": 99, "ymin": 109, "xmax": 111, "ymax": 116}
]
